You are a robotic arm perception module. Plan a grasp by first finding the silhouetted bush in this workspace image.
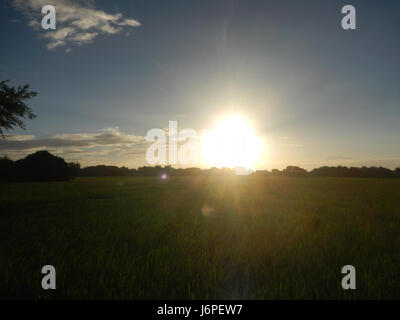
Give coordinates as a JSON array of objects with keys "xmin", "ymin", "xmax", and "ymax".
[
  {"xmin": 282, "ymin": 165, "xmax": 308, "ymax": 177},
  {"xmin": 80, "ymin": 165, "xmax": 131, "ymax": 177},
  {"xmin": 0, "ymin": 151, "xmax": 79, "ymax": 182},
  {"xmin": 0, "ymin": 156, "xmax": 15, "ymax": 182}
]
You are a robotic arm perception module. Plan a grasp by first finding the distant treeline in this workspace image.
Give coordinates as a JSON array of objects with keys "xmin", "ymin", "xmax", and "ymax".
[
  {"xmin": 255, "ymin": 165, "xmax": 400, "ymax": 179},
  {"xmin": 80, "ymin": 165, "xmax": 239, "ymax": 177},
  {"xmin": 81, "ymin": 164, "xmax": 400, "ymax": 179},
  {"xmin": 1, "ymin": 151, "xmax": 400, "ymax": 182}
]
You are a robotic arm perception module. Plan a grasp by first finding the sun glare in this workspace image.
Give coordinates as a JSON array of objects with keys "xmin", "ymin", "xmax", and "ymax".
[{"xmin": 201, "ymin": 115, "xmax": 262, "ymax": 169}]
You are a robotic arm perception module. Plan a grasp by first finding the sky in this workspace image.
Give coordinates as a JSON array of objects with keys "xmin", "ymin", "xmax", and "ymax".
[{"xmin": 0, "ymin": 0, "xmax": 399, "ymax": 170}]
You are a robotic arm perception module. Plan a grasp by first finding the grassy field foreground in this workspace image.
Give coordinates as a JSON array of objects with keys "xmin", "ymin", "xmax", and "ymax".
[{"xmin": 0, "ymin": 176, "xmax": 399, "ymax": 299}]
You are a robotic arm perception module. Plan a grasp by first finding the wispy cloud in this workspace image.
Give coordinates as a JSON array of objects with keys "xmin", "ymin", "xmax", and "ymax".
[
  {"xmin": 0, "ymin": 128, "xmax": 146, "ymax": 151},
  {"xmin": 11, "ymin": 0, "xmax": 140, "ymax": 50}
]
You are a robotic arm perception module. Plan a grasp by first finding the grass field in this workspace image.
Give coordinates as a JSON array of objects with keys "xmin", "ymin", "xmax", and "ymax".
[{"xmin": 1, "ymin": 176, "xmax": 399, "ymax": 299}]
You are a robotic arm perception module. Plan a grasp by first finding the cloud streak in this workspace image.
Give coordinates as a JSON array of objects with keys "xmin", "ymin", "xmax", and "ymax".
[
  {"xmin": 0, "ymin": 128, "xmax": 146, "ymax": 151},
  {"xmin": 11, "ymin": 0, "xmax": 140, "ymax": 50}
]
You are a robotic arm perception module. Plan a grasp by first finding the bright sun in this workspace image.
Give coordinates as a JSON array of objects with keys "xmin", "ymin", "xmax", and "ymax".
[{"xmin": 201, "ymin": 115, "xmax": 262, "ymax": 169}]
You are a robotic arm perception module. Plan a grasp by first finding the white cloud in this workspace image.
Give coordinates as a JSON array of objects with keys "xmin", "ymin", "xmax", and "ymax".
[{"xmin": 11, "ymin": 0, "xmax": 140, "ymax": 50}]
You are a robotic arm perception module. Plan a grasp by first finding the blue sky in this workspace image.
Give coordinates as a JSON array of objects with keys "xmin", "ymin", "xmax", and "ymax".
[{"xmin": 0, "ymin": 0, "xmax": 399, "ymax": 169}]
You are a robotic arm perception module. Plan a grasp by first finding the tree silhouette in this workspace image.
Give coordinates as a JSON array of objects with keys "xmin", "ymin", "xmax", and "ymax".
[
  {"xmin": 0, "ymin": 151, "xmax": 80, "ymax": 182},
  {"xmin": 0, "ymin": 80, "xmax": 37, "ymax": 137}
]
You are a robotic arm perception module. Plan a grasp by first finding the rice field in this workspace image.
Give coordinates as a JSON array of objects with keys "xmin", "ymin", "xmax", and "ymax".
[{"xmin": 0, "ymin": 176, "xmax": 399, "ymax": 299}]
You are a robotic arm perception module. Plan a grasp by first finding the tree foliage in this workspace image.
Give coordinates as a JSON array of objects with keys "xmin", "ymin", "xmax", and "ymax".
[{"xmin": 0, "ymin": 80, "xmax": 37, "ymax": 137}]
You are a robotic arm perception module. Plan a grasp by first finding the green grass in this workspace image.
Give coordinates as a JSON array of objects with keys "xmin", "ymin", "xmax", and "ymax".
[{"xmin": 0, "ymin": 176, "xmax": 399, "ymax": 299}]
